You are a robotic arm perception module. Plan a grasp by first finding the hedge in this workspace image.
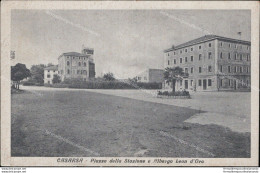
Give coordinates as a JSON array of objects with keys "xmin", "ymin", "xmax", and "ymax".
[
  {"xmin": 136, "ymin": 82, "xmax": 162, "ymax": 89},
  {"xmin": 53, "ymin": 83, "xmax": 69, "ymax": 88},
  {"xmin": 44, "ymin": 78, "xmax": 162, "ymax": 89},
  {"xmin": 23, "ymin": 81, "xmax": 36, "ymax": 86},
  {"xmin": 67, "ymin": 81, "xmax": 136, "ymax": 89},
  {"xmin": 157, "ymin": 90, "xmax": 190, "ymax": 96},
  {"xmin": 23, "ymin": 81, "xmax": 44, "ymax": 86}
]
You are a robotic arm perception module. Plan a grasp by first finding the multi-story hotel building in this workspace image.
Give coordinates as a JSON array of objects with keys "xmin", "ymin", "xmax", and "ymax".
[
  {"xmin": 58, "ymin": 47, "xmax": 95, "ymax": 81},
  {"xmin": 164, "ymin": 35, "xmax": 251, "ymax": 91}
]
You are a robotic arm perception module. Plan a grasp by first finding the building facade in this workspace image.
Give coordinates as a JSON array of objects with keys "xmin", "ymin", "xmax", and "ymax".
[
  {"xmin": 58, "ymin": 47, "xmax": 95, "ymax": 81},
  {"xmin": 164, "ymin": 35, "xmax": 251, "ymax": 91},
  {"xmin": 136, "ymin": 69, "xmax": 164, "ymax": 83},
  {"xmin": 44, "ymin": 65, "xmax": 58, "ymax": 84}
]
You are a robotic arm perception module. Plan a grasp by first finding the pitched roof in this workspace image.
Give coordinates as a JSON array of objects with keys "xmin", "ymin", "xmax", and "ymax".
[
  {"xmin": 63, "ymin": 52, "xmax": 90, "ymax": 57},
  {"xmin": 44, "ymin": 65, "xmax": 58, "ymax": 70},
  {"xmin": 164, "ymin": 35, "xmax": 251, "ymax": 53},
  {"xmin": 58, "ymin": 52, "xmax": 91, "ymax": 58}
]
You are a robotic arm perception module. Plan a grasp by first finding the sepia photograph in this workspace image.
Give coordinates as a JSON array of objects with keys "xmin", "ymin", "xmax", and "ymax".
[{"xmin": 1, "ymin": 1, "xmax": 259, "ymax": 167}]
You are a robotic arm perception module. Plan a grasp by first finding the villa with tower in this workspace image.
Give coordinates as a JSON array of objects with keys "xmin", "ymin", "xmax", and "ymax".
[{"xmin": 44, "ymin": 46, "xmax": 95, "ymax": 84}]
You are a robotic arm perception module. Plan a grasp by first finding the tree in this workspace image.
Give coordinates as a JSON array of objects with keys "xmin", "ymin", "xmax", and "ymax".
[
  {"xmin": 103, "ymin": 72, "xmax": 115, "ymax": 81},
  {"xmin": 47, "ymin": 63, "xmax": 54, "ymax": 67},
  {"xmin": 128, "ymin": 76, "xmax": 138, "ymax": 83},
  {"xmin": 30, "ymin": 64, "xmax": 45, "ymax": 84},
  {"xmin": 11, "ymin": 63, "xmax": 31, "ymax": 89},
  {"xmin": 52, "ymin": 74, "xmax": 61, "ymax": 84},
  {"xmin": 164, "ymin": 67, "xmax": 188, "ymax": 93}
]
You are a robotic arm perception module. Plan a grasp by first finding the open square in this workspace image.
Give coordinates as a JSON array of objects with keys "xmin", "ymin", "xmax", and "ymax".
[{"xmin": 11, "ymin": 87, "xmax": 250, "ymax": 157}]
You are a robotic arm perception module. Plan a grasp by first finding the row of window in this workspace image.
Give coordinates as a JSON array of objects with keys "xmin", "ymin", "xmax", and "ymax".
[
  {"xmin": 220, "ymin": 52, "xmax": 250, "ymax": 61},
  {"xmin": 47, "ymin": 70, "xmax": 56, "ymax": 73},
  {"xmin": 219, "ymin": 42, "xmax": 250, "ymax": 50},
  {"xmin": 219, "ymin": 65, "xmax": 250, "ymax": 73},
  {"xmin": 179, "ymin": 78, "xmax": 250, "ymax": 88},
  {"xmin": 182, "ymin": 65, "xmax": 250, "ymax": 74},
  {"xmin": 137, "ymin": 76, "xmax": 147, "ymax": 80},
  {"xmin": 167, "ymin": 53, "xmax": 211, "ymax": 65},
  {"xmin": 167, "ymin": 42, "xmax": 250, "ymax": 56},
  {"xmin": 167, "ymin": 52, "xmax": 250, "ymax": 65},
  {"xmin": 67, "ymin": 61, "xmax": 87, "ymax": 67},
  {"xmin": 219, "ymin": 79, "xmax": 250, "ymax": 87},
  {"xmin": 168, "ymin": 44, "xmax": 211, "ymax": 56},
  {"xmin": 198, "ymin": 79, "xmax": 212, "ymax": 87},
  {"xmin": 179, "ymin": 79, "xmax": 212, "ymax": 88},
  {"xmin": 59, "ymin": 69, "xmax": 87, "ymax": 75},
  {"xmin": 179, "ymin": 79, "xmax": 195, "ymax": 88},
  {"xmin": 183, "ymin": 66, "xmax": 212, "ymax": 74},
  {"xmin": 66, "ymin": 56, "xmax": 87, "ymax": 60}
]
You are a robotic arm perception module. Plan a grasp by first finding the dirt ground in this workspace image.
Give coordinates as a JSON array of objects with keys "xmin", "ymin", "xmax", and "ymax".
[{"xmin": 11, "ymin": 89, "xmax": 250, "ymax": 157}]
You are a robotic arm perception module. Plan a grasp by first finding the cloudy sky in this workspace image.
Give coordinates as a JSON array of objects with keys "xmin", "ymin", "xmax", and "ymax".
[{"xmin": 11, "ymin": 10, "xmax": 250, "ymax": 79}]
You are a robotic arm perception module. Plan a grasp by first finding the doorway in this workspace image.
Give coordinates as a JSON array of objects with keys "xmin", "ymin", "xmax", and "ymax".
[
  {"xmin": 234, "ymin": 80, "xmax": 237, "ymax": 90},
  {"xmin": 185, "ymin": 80, "xmax": 188, "ymax": 90},
  {"xmin": 203, "ymin": 79, "xmax": 207, "ymax": 90}
]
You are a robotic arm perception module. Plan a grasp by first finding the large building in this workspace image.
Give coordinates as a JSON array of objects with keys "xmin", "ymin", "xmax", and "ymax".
[
  {"xmin": 58, "ymin": 47, "xmax": 95, "ymax": 81},
  {"xmin": 136, "ymin": 68, "xmax": 164, "ymax": 83},
  {"xmin": 164, "ymin": 35, "xmax": 251, "ymax": 91},
  {"xmin": 44, "ymin": 65, "xmax": 58, "ymax": 84}
]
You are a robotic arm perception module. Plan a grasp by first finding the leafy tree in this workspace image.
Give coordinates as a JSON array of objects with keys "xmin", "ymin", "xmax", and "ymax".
[
  {"xmin": 52, "ymin": 74, "xmax": 61, "ymax": 84},
  {"xmin": 103, "ymin": 72, "xmax": 115, "ymax": 81},
  {"xmin": 128, "ymin": 76, "xmax": 138, "ymax": 83},
  {"xmin": 30, "ymin": 64, "xmax": 45, "ymax": 84},
  {"xmin": 11, "ymin": 63, "xmax": 31, "ymax": 89},
  {"xmin": 164, "ymin": 67, "xmax": 188, "ymax": 93},
  {"xmin": 47, "ymin": 63, "xmax": 54, "ymax": 67}
]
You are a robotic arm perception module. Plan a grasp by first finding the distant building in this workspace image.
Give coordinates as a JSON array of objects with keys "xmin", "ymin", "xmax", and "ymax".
[
  {"xmin": 44, "ymin": 65, "xmax": 58, "ymax": 84},
  {"xmin": 58, "ymin": 47, "xmax": 95, "ymax": 81},
  {"xmin": 164, "ymin": 35, "xmax": 251, "ymax": 91},
  {"xmin": 136, "ymin": 69, "xmax": 164, "ymax": 83}
]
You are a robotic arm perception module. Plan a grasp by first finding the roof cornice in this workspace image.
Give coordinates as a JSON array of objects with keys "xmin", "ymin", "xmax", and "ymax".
[{"xmin": 164, "ymin": 35, "xmax": 251, "ymax": 53}]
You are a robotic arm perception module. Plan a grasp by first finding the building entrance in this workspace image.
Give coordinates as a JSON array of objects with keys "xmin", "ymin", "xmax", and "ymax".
[{"xmin": 203, "ymin": 79, "xmax": 207, "ymax": 90}]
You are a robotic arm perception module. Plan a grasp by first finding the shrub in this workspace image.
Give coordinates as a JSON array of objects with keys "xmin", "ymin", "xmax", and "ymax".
[
  {"xmin": 53, "ymin": 83, "xmax": 69, "ymax": 88},
  {"xmin": 103, "ymin": 72, "xmax": 115, "ymax": 81},
  {"xmin": 52, "ymin": 74, "xmax": 61, "ymax": 84},
  {"xmin": 23, "ymin": 81, "xmax": 35, "ymax": 86},
  {"xmin": 136, "ymin": 82, "xmax": 162, "ymax": 89},
  {"xmin": 157, "ymin": 90, "xmax": 190, "ymax": 97},
  {"xmin": 46, "ymin": 78, "xmax": 162, "ymax": 90},
  {"xmin": 67, "ymin": 81, "xmax": 136, "ymax": 89},
  {"xmin": 63, "ymin": 78, "xmax": 84, "ymax": 85},
  {"xmin": 35, "ymin": 83, "xmax": 44, "ymax": 86},
  {"xmin": 66, "ymin": 81, "xmax": 162, "ymax": 89},
  {"xmin": 44, "ymin": 83, "xmax": 53, "ymax": 87}
]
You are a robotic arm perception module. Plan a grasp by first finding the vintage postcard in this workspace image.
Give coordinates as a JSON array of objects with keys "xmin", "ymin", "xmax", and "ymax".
[{"xmin": 1, "ymin": 1, "xmax": 259, "ymax": 167}]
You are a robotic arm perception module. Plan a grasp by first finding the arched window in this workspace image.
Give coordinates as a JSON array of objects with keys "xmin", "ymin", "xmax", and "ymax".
[
  {"xmin": 84, "ymin": 62, "xmax": 86, "ymax": 66},
  {"xmin": 78, "ymin": 62, "xmax": 81, "ymax": 66},
  {"xmin": 67, "ymin": 69, "xmax": 70, "ymax": 74},
  {"xmin": 67, "ymin": 61, "xmax": 70, "ymax": 66}
]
